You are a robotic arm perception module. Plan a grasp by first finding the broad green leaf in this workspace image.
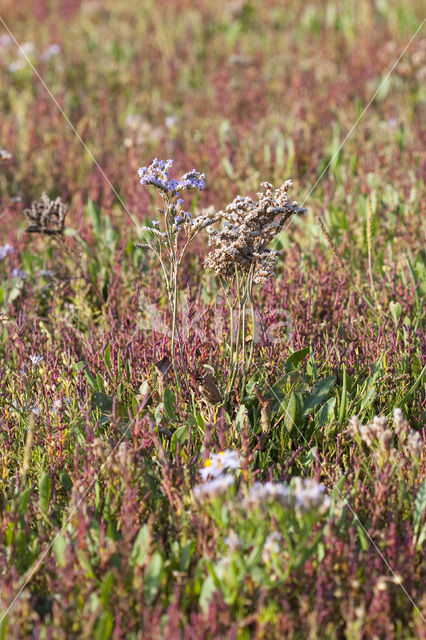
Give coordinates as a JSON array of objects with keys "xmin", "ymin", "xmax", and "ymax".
[
  {"xmin": 94, "ymin": 610, "xmax": 113, "ymax": 640},
  {"xmin": 0, "ymin": 615, "xmax": 8, "ymax": 640},
  {"xmin": 199, "ymin": 574, "xmax": 217, "ymax": 613},
  {"xmin": 87, "ymin": 198, "xmax": 101, "ymax": 238},
  {"xmin": 53, "ymin": 533, "xmax": 67, "ymax": 567},
  {"xmin": 180, "ymin": 541, "xmax": 196, "ymax": 572},
  {"xmin": 39, "ymin": 472, "xmax": 51, "ymax": 513},
  {"xmin": 163, "ymin": 387, "xmax": 177, "ymax": 421},
  {"xmin": 170, "ymin": 424, "xmax": 189, "ymax": 455},
  {"xmin": 92, "ymin": 392, "xmax": 113, "ymax": 413},
  {"xmin": 131, "ymin": 525, "xmax": 151, "ymax": 567},
  {"xmin": 144, "ymin": 552, "xmax": 163, "ymax": 604},
  {"xmin": 304, "ymin": 375, "xmax": 336, "ymax": 412},
  {"xmin": 285, "ymin": 347, "xmax": 309, "ymax": 372},
  {"xmin": 414, "ymin": 479, "xmax": 426, "ymax": 545},
  {"xmin": 389, "ymin": 301, "xmax": 402, "ymax": 324},
  {"xmin": 18, "ymin": 487, "xmax": 31, "ymax": 515}
]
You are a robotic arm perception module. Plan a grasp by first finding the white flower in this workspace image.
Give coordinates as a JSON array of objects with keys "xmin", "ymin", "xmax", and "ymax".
[
  {"xmin": 0, "ymin": 244, "xmax": 13, "ymax": 260},
  {"xmin": 29, "ymin": 354, "xmax": 43, "ymax": 366},
  {"xmin": 224, "ymin": 531, "xmax": 241, "ymax": 551},
  {"xmin": 165, "ymin": 114, "xmax": 179, "ymax": 129},
  {"xmin": 193, "ymin": 474, "xmax": 234, "ymax": 499},
  {"xmin": 0, "ymin": 34, "xmax": 12, "ymax": 49},
  {"xmin": 18, "ymin": 42, "xmax": 35, "ymax": 57},
  {"xmin": 199, "ymin": 449, "xmax": 240, "ymax": 480},
  {"xmin": 8, "ymin": 60, "xmax": 25, "ymax": 73}
]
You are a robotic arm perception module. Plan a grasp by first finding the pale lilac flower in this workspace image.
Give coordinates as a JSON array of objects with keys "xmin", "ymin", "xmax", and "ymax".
[
  {"xmin": 291, "ymin": 478, "xmax": 331, "ymax": 514},
  {"xmin": 18, "ymin": 42, "xmax": 35, "ymax": 57},
  {"xmin": 0, "ymin": 34, "xmax": 12, "ymax": 49},
  {"xmin": 41, "ymin": 44, "xmax": 61, "ymax": 61},
  {"xmin": 138, "ymin": 158, "xmax": 205, "ymax": 198},
  {"xmin": 165, "ymin": 114, "xmax": 179, "ymax": 129},
  {"xmin": 199, "ymin": 449, "xmax": 240, "ymax": 480},
  {"xmin": 193, "ymin": 474, "xmax": 234, "ymax": 499},
  {"xmin": 0, "ymin": 244, "xmax": 13, "ymax": 260},
  {"xmin": 246, "ymin": 481, "xmax": 291, "ymax": 506},
  {"xmin": 262, "ymin": 532, "xmax": 282, "ymax": 563},
  {"xmin": 224, "ymin": 531, "xmax": 241, "ymax": 551},
  {"xmin": 29, "ymin": 354, "xmax": 43, "ymax": 366},
  {"xmin": 8, "ymin": 60, "xmax": 25, "ymax": 73},
  {"xmin": 11, "ymin": 267, "xmax": 26, "ymax": 279}
]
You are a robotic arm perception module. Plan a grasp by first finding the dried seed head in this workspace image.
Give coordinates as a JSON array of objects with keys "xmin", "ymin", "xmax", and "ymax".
[
  {"xmin": 204, "ymin": 181, "xmax": 306, "ymax": 283},
  {"xmin": 24, "ymin": 192, "xmax": 68, "ymax": 235}
]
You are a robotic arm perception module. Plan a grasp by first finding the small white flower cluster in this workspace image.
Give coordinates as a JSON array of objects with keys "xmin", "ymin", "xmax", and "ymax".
[
  {"xmin": 7, "ymin": 41, "xmax": 60, "ymax": 73},
  {"xmin": 193, "ymin": 449, "xmax": 240, "ymax": 499},
  {"xmin": 199, "ymin": 450, "xmax": 240, "ymax": 479},
  {"xmin": 245, "ymin": 477, "xmax": 331, "ymax": 515},
  {"xmin": 245, "ymin": 481, "xmax": 291, "ymax": 506},
  {"xmin": 0, "ymin": 150, "xmax": 12, "ymax": 164}
]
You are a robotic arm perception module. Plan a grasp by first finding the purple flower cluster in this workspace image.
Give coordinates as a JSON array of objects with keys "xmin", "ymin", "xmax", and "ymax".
[{"xmin": 137, "ymin": 158, "xmax": 205, "ymax": 198}]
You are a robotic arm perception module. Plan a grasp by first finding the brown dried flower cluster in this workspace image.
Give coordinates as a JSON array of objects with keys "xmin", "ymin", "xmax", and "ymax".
[
  {"xmin": 24, "ymin": 192, "xmax": 68, "ymax": 235},
  {"xmin": 348, "ymin": 409, "xmax": 423, "ymax": 463},
  {"xmin": 204, "ymin": 181, "xmax": 306, "ymax": 283}
]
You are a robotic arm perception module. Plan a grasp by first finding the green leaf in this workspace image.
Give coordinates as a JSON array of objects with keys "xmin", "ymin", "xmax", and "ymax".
[
  {"xmin": 389, "ymin": 301, "xmax": 402, "ymax": 324},
  {"xmin": 144, "ymin": 552, "xmax": 163, "ymax": 604},
  {"xmin": 131, "ymin": 525, "xmax": 151, "ymax": 567},
  {"xmin": 179, "ymin": 541, "xmax": 196, "ymax": 572},
  {"xmin": 315, "ymin": 397, "xmax": 336, "ymax": 430},
  {"xmin": 414, "ymin": 479, "xmax": 426, "ymax": 546},
  {"xmin": 282, "ymin": 393, "xmax": 304, "ymax": 434},
  {"xmin": 84, "ymin": 367, "xmax": 99, "ymax": 391},
  {"xmin": 92, "ymin": 392, "xmax": 113, "ymax": 414},
  {"xmin": 17, "ymin": 487, "xmax": 31, "ymax": 515},
  {"xmin": 53, "ymin": 533, "xmax": 67, "ymax": 567},
  {"xmin": 0, "ymin": 615, "xmax": 8, "ymax": 640},
  {"xmin": 39, "ymin": 472, "xmax": 51, "ymax": 513},
  {"xmin": 285, "ymin": 347, "xmax": 309, "ymax": 372},
  {"xmin": 100, "ymin": 571, "xmax": 114, "ymax": 607},
  {"xmin": 355, "ymin": 518, "xmax": 370, "ymax": 551},
  {"xmin": 199, "ymin": 574, "xmax": 217, "ymax": 613},
  {"xmin": 304, "ymin": 376, "xmax": 336, "ymax": 412},
  {"xmin": 359, "ymin": 386, "xmax": 376, "ymax": 416},
  {"xmin": 163, "ymin": 387, "xmax": 177, "ymax": 421},
  {"xmin": 170, "ymin": 424, "xmax": 189, "ymax": 455},
  {"xmin": 94, "ymin": 610, "xmax": 113, "ymax": 640},
  {"xmin": 104, "ymin": 344, "xmax": 112, "ymax": 378},
  {"xmin": 87, "ymin": 198, "xmax": 101, "ymax": 238},
  {"xmin": 77, "ymin": 549, "xmax": 96, "ymax": 579}
]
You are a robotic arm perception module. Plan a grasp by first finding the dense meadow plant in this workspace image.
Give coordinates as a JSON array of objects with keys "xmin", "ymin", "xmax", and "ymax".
[
  {"xmin": 204, "ymin": 180, "xmax": 306, "ymax": 398},
  {"xmin": 138, "ymin": 164, "xmax": 306, "ymax": 401},
  {"xmin": 136, "ymin": 158, "xmax": 215, "ymax": 390},
  {"xmin": 0, "ymin": 1, "xmax": 425, "ymax": 637}
]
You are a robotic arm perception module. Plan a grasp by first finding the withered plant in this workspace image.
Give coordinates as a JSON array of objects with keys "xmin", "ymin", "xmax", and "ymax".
[{"xmin": 205, "ymin": 180, "xmax": 306, "ymax": 397}]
